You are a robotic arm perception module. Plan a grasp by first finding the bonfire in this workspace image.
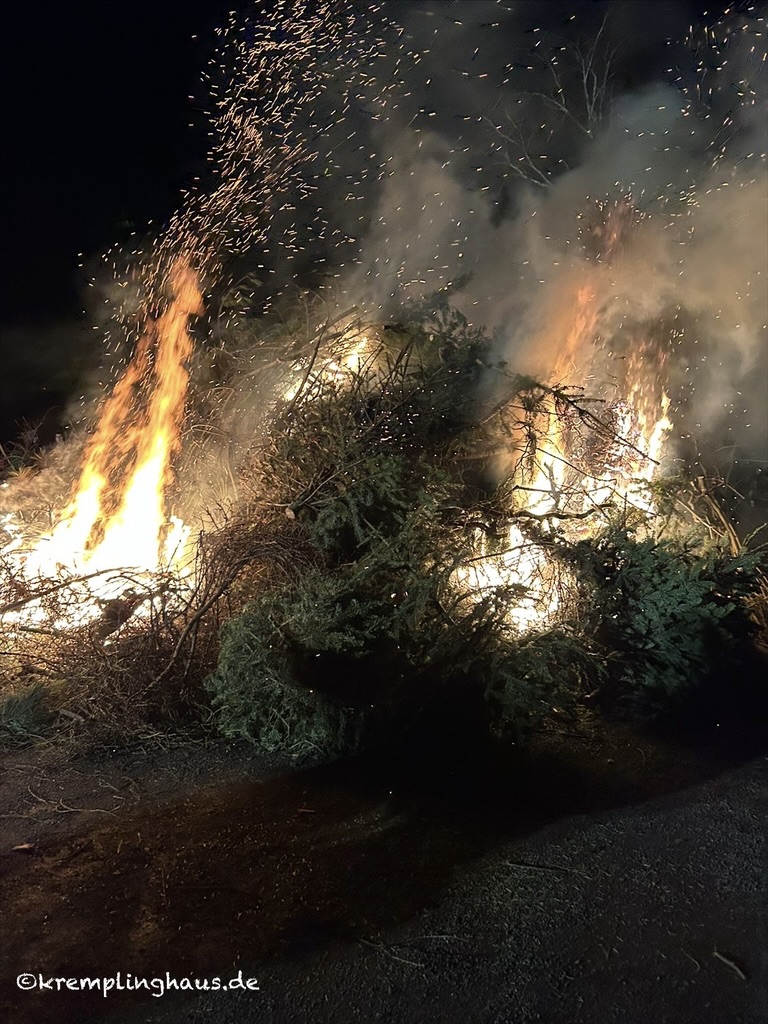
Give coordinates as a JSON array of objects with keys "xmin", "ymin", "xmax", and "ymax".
[{"xmin": 0, "ymin": 1, "xmax": 765, "ymax": 753}]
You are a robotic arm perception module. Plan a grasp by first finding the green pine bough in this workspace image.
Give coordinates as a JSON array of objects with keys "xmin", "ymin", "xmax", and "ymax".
[{"xmin": 204, "ymin": 295, "xmax": 766, "ymax": 760}]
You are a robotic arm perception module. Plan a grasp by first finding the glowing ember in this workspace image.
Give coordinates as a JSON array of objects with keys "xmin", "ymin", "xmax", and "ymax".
[
  {"xmin": 455, "ymin": 524, "xmax": 562, "ymax": 633},
  {"xmin": 282, "ymin": 324, "xmax": 372, "ymax": 402}
]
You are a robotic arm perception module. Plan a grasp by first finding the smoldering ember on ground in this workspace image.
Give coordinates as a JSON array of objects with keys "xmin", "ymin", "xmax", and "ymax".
[{"xmin": 0, "ymin": 3, "xmax": 766, "ymax": 1023}]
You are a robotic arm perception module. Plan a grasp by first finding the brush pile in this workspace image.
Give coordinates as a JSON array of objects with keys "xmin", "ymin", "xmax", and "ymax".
[{"xmin": 1, "ymin": 295, "xmax": 764, "ymax": 754}]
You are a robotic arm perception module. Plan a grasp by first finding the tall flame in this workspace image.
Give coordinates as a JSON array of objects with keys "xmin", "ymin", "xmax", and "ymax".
[
  {"xmin": 457, "ymin": 266, "xmax": 674, "ymax": 632},
  {"xmin": 20, "ymin": 260, "xmax": 201, "ymax": 591}
]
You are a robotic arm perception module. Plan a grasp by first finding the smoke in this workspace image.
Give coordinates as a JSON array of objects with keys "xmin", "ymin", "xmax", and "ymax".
[
  {"xmin": 337, "ymin": 0, "xmax": 767, "ymax": 469},
  {"xmin": 8, "ymin": 0, "xmax": 764, "ymax": 497}
]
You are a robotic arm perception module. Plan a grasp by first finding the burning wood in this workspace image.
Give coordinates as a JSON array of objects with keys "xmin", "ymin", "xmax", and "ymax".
[{"xmin": 0, "ymin": 2, "xmax": 764, "ymax": 752}]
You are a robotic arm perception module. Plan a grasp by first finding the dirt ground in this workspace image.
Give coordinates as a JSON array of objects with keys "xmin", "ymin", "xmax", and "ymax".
[{"xmin": 1, "ymin": 706, "xmax": 766, "ymax": 1024}]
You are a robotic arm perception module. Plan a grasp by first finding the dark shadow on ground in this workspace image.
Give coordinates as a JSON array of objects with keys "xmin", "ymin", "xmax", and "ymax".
[{"xmin": 1, "ymin": 695, "xmax": 766, "ymax": 1024}]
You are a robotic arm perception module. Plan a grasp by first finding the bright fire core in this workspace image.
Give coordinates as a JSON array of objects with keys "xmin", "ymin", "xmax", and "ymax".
[
  {"xmin": 3, "ymin": 261, "xmax": 202, "ymax": 625},
  {"xmin": 1, "ymin": 274, "xmax": 675, "ymax": 634},
  {"xmin": 455, "ymin": 302, "xmax": 673, "ymax": 634}
]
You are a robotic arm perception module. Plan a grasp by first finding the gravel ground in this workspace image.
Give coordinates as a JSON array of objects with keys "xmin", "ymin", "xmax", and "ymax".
[
  {"xmin": 108, "ymin": 757, "xmax": 768, "ymax": 1024},
  {"xmin": 2, "ymin": 729, "xmax": 764, "ymax": 1024}
]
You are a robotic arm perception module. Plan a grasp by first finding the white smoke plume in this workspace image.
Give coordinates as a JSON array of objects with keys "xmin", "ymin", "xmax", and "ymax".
[{"xmin": 338, "ymin": 0, "xmax": 767, "ymax": 473}]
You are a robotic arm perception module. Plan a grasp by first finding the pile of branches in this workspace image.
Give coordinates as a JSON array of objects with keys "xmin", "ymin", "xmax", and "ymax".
[
  {"xmin": 1, "ymin": 294, "xmax": 764, "ymax": 753},
  {"xmin": 201, "ymin": 295, "xmax": 765, "ymax": 758},
  {"xmin": 0, "ymin": 508, "xmax": 315, "ymax": 746}
]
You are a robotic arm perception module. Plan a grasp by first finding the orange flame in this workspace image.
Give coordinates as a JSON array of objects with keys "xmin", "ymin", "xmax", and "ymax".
[
  {"xmin": 24, "ymin": 260, "xmax": 202, "ymax": 588},
  {"xmin": 459, "ymin": 274, "xmax": 674, "ymax": 632}
]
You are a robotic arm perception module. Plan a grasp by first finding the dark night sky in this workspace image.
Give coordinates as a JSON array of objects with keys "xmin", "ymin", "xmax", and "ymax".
[
  {"xmin": 0, "ymin": 1, "xmax": 747, "ymax": 445},
  {"xmin": 0, "ymin": 1, "xmax": 244, "ymax": 442},
  {"xmin": 1, "ymin": 1, "xmax": 239, "ymax": 324}
]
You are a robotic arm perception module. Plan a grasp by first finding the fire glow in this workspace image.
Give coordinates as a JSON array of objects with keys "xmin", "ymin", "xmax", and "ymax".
[
  {"xmin": 455, "ymin": 279, "xmax": 674, "ymax": 633},
  {"xmin": 1, "ymin": 261, "xmax": 202, "ymax": 628},
  {"xmin": 0, "ymin": 270, "xmax": 674, "ymax": 636},
  {"xmin": 1, "ymin": 0, "xmax": 760, "ymax": 639}
]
